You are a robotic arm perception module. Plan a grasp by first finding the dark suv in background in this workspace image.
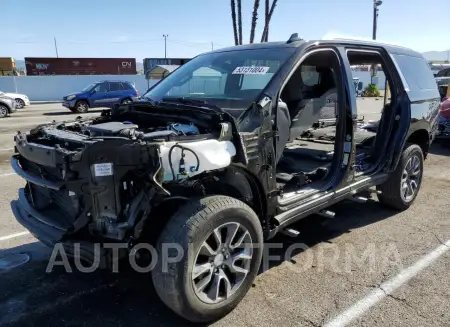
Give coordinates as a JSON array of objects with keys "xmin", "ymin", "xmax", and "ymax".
[{"xmin": 62, "ymin": 80, "xmax": 139, "ymax": 113}]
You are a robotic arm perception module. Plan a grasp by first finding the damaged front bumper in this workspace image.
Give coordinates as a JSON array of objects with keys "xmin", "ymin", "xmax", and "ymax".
[
  {"xmin": 11, "ymin": 187, "xmax": 68, "ymax": 246},
  {"xmin": 9, "ymin": 130, "xmax": 161, "ymax": 248}
]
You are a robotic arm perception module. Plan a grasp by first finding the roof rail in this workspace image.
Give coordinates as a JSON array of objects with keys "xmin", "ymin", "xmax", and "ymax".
[{"xmin": 323, "ymin": 36, "xmax": 408, "ymax": 49}]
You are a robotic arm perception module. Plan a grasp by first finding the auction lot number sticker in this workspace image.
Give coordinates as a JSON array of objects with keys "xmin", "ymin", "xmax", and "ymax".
[
  {"xmin": 94, "ymin": 163, "xmax": 113, "ymax": 177},
  {"xmin": 232, "ymin": 66, "xmax": 270, "ymax": 74}
]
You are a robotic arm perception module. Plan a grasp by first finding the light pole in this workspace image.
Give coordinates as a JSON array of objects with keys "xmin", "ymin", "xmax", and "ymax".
[
  {"xmin": 371, "ymin": 0, "xmax": 382, "ymax": 85},
  {"xmin": 372, "ymin": 0, "xmax": 382, "ymax": 40},
  {"xmin": 163, "ymin": 34, "xmax": 168, "ymax": 58}
]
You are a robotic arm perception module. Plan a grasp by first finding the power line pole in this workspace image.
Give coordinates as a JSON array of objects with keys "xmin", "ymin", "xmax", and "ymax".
[
  {"xmin": 211, "ymin": 42, "xmax": 214, "ymax": 51},
  {"xmin": 54, "ymin": 37, "xmax": 59, "ymax": 58},
  {"xmin": 163, "ymin": 34, "xmax": 168, "ymax": 58}
]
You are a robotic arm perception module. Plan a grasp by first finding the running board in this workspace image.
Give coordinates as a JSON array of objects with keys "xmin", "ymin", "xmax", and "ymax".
[
  {"xmin": 280, "ymin": 228, "xmax": 300, "ymax": 238},
  {"xmin": 350, "ymin": 196, "xmax": 368, "ymax": 203},
  {"xmin": 317, "ymin": 209, "xmax": 335, "ymax": 219}
]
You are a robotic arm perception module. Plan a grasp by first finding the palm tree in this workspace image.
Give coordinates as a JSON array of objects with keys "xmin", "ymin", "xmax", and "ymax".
[
  {"xmin": 261, "ymin": 0, "xmax": 278, "ymax": 42},
  {"xmin": 237, "ymin": 0, "xmax": 243, "ymax": 45},
  {"xmin": 249, "ymin": 0, "xmax": 260, "ymax": 44},
  {"xmin": 231, "ymin": 0, "xmax": 239, "ymax": 45}
]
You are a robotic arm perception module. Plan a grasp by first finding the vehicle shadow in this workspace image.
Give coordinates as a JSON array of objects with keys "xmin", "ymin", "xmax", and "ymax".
[
  {"xmin": 262, "ymin": 194, "xmax": 398, "ymax": 271},
  {"xmin": 0, "ymin": 195, "xmax": 396, "ymax": 327},
  {"xmin": 429, "ymin": 141, "xmax": 450, "ymax": 156},
  {"xmin": 42, "ymin": 109, "xmax": 104, "ymax": 116}
]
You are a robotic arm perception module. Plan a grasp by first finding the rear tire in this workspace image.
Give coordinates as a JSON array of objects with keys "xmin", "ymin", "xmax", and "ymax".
[
  {"xmin": 151, "ymin": 195, "xmax": 263, "ymax": 323},
  {"xmin": 0, "ymin": 105, "xmax": 8, "ymax": 118},
  {"xmin": 74, "ymin": 100, "xmax": 89, "ymax": 113},
  {"xmin": 377, "ymin": 144, "xmax": 424, "ymax": 210}
]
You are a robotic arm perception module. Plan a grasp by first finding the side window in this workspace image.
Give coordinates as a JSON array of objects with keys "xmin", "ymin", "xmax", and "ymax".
[
  {"xmin": 93, "ymin": 82, "xmax": 108, "ymax": 93},
  {"xmin": 109, "ymin": 82, "xmax": 121, "ymax": 91},
  {"xmin": 300, "ymin": 65, "xmax": 320, "ymax": 86},
  {"xmin": 391, "ymin": 54, "xmax": 437, "ymax": 90},
  {"xmin": 391, "ymin": 54, "xmax": 440, "ymax": 101},
  {"xmin": 121, "ymin": 83, "xmax": 131, "ymax": 90}
]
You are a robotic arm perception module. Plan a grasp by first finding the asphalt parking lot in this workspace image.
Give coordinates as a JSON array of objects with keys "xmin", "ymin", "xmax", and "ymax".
[{"xmin": 0, "ymin": 102, "xmax": 449, "ymax": 327}]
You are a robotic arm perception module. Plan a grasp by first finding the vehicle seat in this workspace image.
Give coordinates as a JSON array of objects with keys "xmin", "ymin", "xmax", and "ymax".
[
  {"xmin": 275, "ymin": 98, "xmax": 291, "ymax": 164},
  {"xmin": 289, "ymin": 68, "xmax": 338, "ymax": 141}
]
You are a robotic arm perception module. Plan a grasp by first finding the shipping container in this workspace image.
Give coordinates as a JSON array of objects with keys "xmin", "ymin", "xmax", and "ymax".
[
  {"xmin": 0, "ymin": 57, "xmax": 16, "ymax": 76},
  {"xmin": 24, "ymin": 57, "xmax": 137, "ymax": 76},
  {"xmin": 143, "ymin": 58, "xmax": 190, "ymax": 77}
]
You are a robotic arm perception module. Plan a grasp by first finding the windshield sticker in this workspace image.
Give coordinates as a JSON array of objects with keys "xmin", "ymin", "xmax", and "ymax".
[{"xmin": 232, "ymin": 66, "xmax": 270, "ymax": 75}]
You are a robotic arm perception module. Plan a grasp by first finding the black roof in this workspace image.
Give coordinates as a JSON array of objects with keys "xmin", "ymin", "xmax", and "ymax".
[{"xmin": 207, "ymin": 38, "xmax": 423, "ymax": 59}]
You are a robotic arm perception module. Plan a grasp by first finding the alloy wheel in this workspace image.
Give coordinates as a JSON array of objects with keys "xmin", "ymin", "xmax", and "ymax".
[
  {"xmin": 400, "ymin": 154, "xmax": 422, "ymax": 202},
  {"xmin": 15, "ymin": 99, "xmax": 24, "ymax": 109},
  {"xmin": 0, "ymin": 105, "xmax": 7, "ymax": 117},
  {"xmin": 192, "ymin": 222, "xmax": 253, "ymax": 304},
  {"xmin": 77, "ymin": 103, "xmax": 88, "ymax": 112}
]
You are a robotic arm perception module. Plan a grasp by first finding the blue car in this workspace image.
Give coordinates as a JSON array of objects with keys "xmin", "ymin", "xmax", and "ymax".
[{"xmin": 62, "ymin": 80, "xmax": 139, "ymax": 113}]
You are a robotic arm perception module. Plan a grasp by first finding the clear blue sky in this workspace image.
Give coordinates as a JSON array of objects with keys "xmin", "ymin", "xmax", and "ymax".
[{"xmin": 3, "ymin": 0, "xmax": 449, "ymax": 61}]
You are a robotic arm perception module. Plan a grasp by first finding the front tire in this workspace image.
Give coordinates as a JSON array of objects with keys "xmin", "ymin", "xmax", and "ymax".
[
  {"xmin": 74, "ymin": 100, "xmax": 89, "ymax": 113},
  {"xmin": 377, "ymin": 144, "xmax": 424, "ymax": 210},
  {"xmin": 15, "ymin": 98, "xmax": 25, "ymax": 109},
  {"xmin": 151, "ymin": 195, "xmax": 263, "ymax": 323}
]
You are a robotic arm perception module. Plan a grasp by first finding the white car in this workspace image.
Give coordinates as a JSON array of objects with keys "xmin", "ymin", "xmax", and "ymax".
[{"xmin": 0, "ymin": 91, "xmax": 30, "ymax": 109}]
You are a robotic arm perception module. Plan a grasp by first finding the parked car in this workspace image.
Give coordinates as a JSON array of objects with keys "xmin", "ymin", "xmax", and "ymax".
[
  {"xmin": 62, "ymin": 80, "xmax": 139, "ymax": 113},
  {"xmin": 10, "ymin": 35, "xmax": 439, "ymax": 323},
  {"xmin": 0, "ymin": 90, "xmax": 30, "ymax": 109},
  {"xmin": 0, "ymin": 94, "xmax": 16, "ymax": 118},
  {"xmin": 436, "ymin": 97, "xmax": 450, "ymax": 140}
]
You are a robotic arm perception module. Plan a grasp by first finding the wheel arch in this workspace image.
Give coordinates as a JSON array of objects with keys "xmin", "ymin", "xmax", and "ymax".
[
  {"xmin": 202, "ymin": 166, "xmax": 267, "ymax": 221},
  {"xmin": 0, "ymin": 102, "xmax": 11, "ymax": 115},
  {"xmin": 406, "ymin": 129, "xmax": 430, "ymax": 158},
  {"xmin": 75, "ymin": 98, "xmax": 90, "ymax": 107},
  {"xmin": 142, "ymin": 166, "xmax": 268, "ymax": 242}
]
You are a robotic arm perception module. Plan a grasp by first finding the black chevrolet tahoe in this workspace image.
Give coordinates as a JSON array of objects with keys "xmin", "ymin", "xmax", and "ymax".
[{"xmin": 10, "ymin": 34, "xmax": 440, "ymax": 323}]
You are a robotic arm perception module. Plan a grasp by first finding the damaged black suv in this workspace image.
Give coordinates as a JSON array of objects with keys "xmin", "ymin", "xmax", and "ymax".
[{"xmin": 10, "ymin": 34, "xmax": 440, "ymax": 323}]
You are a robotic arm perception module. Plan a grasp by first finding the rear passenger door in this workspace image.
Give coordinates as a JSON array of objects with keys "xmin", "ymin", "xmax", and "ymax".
[{"xmin": 104, "ymin": 82, "xmax": 123, "ymax": 107}]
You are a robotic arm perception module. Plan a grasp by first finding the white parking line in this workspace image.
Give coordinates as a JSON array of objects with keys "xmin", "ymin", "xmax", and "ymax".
[
  {"xmin": 323, "ymin": 239, "xmax": 450, "ymax": 327},
  {"xmin": 0, "ymin": 231, "xmax": 30, "ymax": 242},
  {"xmin": 0, "ymin": 148, "xmax": 13, "ymax": 151},
  {"xmin": 0, "ymin": 172, "xmax": 15, "ymax": 177}
]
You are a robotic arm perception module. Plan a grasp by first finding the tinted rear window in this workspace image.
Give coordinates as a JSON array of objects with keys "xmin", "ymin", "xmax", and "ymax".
[
  {"xmin": 391, "ymin": 54, "xmax": 439, "ymax": 101},
  {"xmin": 121, "ymin": 83, "xmax": 132, "ymax": 90},
  {"xmin": 392, "ymin": 54, "xmax": 436, "ymax": 90}
]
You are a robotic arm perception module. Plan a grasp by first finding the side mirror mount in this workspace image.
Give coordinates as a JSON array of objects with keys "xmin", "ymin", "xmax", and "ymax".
[{"xmin": 90, "ymin": 89, "xmax": 96, "ymax": 94}]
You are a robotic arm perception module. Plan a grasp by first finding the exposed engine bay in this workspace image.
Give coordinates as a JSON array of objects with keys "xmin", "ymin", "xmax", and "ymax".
[{"xmin": 11, "ymin": 105, "xmax": 238, "ymax": 244}]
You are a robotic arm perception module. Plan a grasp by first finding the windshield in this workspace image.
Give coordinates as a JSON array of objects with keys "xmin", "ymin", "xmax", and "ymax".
[
  {"xmin": 143, "ymin": 48, "xmax": 296, "ymax": 116},
  {"xmin": 81, "ymin": 83, "xmax": 96, "ymax": 92}
]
